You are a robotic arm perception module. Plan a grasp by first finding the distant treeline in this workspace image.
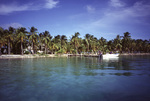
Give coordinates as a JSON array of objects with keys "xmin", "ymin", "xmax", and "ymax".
[{"xmin": 0, "ymin": 26, "xmax": 150, "ymax": 55}]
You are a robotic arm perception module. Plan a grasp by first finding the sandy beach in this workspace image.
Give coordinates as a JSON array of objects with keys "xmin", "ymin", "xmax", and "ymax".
[
  {"xmin": 0, "ymin": 54, "xmax": 68, "ymax": 59},
  {"xmin": 0, "ymin": 53, "xmax": 150, "ymax": 59},
  {"xmin": 120, "ymin": 53, "xmax": 150, "ymax": 55}
]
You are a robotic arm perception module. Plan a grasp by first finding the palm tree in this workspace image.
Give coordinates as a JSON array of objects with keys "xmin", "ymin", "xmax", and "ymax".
[
  {"xmin": 85, "ymin": 34, "xmax": 98, "ymax": 54},
  {"xmin": 42, "ymin": 31, "xmax": 52, "ymax": 54},
  {"xmin": 50, "ymin": 35, "xmax": 61, "ymax": 54},
  {"xmin": 60, "ymin": 35, "xmax": 67, "ymax": 52},
  {"xmin": 123, "ymin": 32, "xmax": 131, "ymax": 40},
  {"xmin": 90, "ymin": 36, "xmax": 98, "ymax": 54},
  {"xmin": 122, "ymin": 32, "xmax": 131, "ymax": 53},
  {"xmin": 136, "ymin": 39, "xmax": 143, "ymax": 53},
  {"xmin": 50, "ymin": 41, "xmax": 59, "ymax": 54},
  {"xmin": 16, "ymin": 27, "xmax": 28, "ymax": 55},
  {"xmin": 84, "ymin": 33, "xmax": 92, "ymax": 52},
  {"xmin": 55, "ymin": 35, "xmax": 61, "ymax": 49},
  {"xmin": 4, "ymin": 27, "xmax": 15, "ymax": 54},
  {"xmin": 0, "ymin": 27, "xmax": 6, "ymax": 55},
  {"xmin": 142, "ymin": 40, "xmax": 149, "ymax": 53},
  {"xmin": 39, "ymin": 33, "xmax": 43, "ymax": 51},
  {"xmin": 29, "ymin": 26, "xmax": 38, "ymax": 54},
  {"xmin": 113, "ymin": 35, "xmax": 122, "ymax": 53},
  {"xmin": 71, "ymin": 32, "xmax": 80, "ymax": 54},
  {"xmin": 98, "ymin": 37, "xmax": 107, "ymax": 54}
]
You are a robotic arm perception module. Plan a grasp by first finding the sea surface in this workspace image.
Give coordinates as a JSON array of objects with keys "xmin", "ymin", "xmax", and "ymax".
[{"xmin": 0, "ymin": 55, "xmax": 150, "ymax": 101}]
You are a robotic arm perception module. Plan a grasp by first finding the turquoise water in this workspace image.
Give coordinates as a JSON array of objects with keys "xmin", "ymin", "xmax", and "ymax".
[{"xmin": 0, "ymin": 56, "xmax": 150, "ymax": 101}]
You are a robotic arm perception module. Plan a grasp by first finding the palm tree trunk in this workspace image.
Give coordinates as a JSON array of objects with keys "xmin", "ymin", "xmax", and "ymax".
[
  {"xmin": 45, "ymin": 44, "xmax": 46, "ymax": 54},
  {"xmin": 8, "ymin": 39, "xmax": 11, "ymax": 55},
  {"xmin": 21, "ymin": 41, "xmax": 23, "ymax": 55},
  {"xmin": 52, "ymin": 49, "xmax": 53, "ymax": 54},
  {"xmin": 47, "ymin": 47, "xmax": 48, "ymax": 54},
  {"xmin": 32, "ymin": 42, "xmax": 34, "ymax": 54},
  {"xmin": 0, "ymin": 44, "xmax": 2, "ymax": 56},
  {"xmin": 40, "ymin": 43, "xmax": 42, "ymax": 51},
  {"xmin": 76, "ymin": 46, "xmax": 78, "ymax": 54}
]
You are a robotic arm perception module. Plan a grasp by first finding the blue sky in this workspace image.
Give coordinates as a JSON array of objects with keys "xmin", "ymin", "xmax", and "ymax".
[{"xmin": 0, "ymin": 0, "xmax": 150, "ymax": 40}]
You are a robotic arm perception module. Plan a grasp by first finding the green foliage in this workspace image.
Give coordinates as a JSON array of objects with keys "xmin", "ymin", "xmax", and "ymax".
[
  {"xmin": 56, "ymin": 49, "xmax": 65, "ymax": 54},
  {"xmin": 0, "ymin": 26, "xmax": 150, "ymax": 55},
  {"xmin": 24, "ymin": 51, "xmax": 30, "ymax": 54},
  {"xmin": 44, "ymin": 54, "xmax": 48, "ymax": 57},
  {"xmin": 70, "ymin": 49, "xmax": 77, "ymax": 54},
  {"xmin": 37, "ymin": 52, "xmax": 40, "ymax": 54},
  {"xmin": 38, "ymin": 53, "xmax": 45, "ymax": 56},
  {"xmin": 33, "ymin": 54, "xmax": 36, "ymax": 56}
]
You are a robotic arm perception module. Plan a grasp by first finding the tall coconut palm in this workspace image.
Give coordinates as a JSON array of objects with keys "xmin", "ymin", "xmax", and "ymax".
[
  {"xmin": 0, "ymin": 27, "xmax": 6, "ymax": 55},
  {"xmin": 107, "ymin": 40, "xmax": 114, "ymax": 52},
  {"xmin": 84, "ymin": 34, "xmax": 91, "ymax": 52},
  {"xmin": 42, "ymin": 31, "xmax": 52, "ymax": 54},
  {"xmin": 141, "ymin": 40, "xmax": 149, "ymax": 53},
  {"xmin": 39, "ymin": 33, "xmax": 43, "ymax": 51},
  {"xmin": 60, "ymin": 35, "xmax": 67, "ymax": 51},
  {"xmin": 71, "ymin": 32, "xmax": 80, "ymax": 54},
  {"xmin": 4, "ymin": 27, "xmax": 15, "ymax": 54},
  {"xmin": 98, "ymin": 37, "xmax": 107, "ymax": 53},
  {"xmin": 16, "ymin": 27, "xmax": 28, "ymax": 55},
  {"xmin": 122, "ymin": 32, "xmax": 131, "ymax": 52},
  {"xmin": 29, "ymin": 26, "xmax": 38, "ymax": 54},
  {"xmin": 136, "ymin": 39, "xmax": 143, "ymax": 53},
  {"xmin": 50, "ymin": 41, "xmax": 59, "ymax": 54},
  {"xmin": 90, "ymin": 36, "xmax": 98, "ymax": 53},
  {"xmin": 129, "ymin": 39, "xmax": 136, "ymax": 53},
  {"xmin": 50, "ymin": 35, "xmax": 61, "ymax": 54},
  {"xmin": 113, "ymin": 35, "xmax": 122, "ymax": 53},
  {"xmin": 81, "ymin": 39, "xmax": 87, "ymax": 54}
]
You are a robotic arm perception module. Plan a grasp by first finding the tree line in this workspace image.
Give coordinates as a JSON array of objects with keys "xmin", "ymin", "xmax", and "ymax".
[{"xmin": 0, "ymin": 26, "xmax": 150, "ymax": 55}]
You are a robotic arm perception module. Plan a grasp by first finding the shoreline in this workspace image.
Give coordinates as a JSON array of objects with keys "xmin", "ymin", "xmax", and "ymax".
[
  {"xmin": 0, "ymin": 53, "xmax": 150, "ymax": 59},
  {"xmin": 120, "ymin": 53, "xmax": 150, "ymax": 56},
  {"xmin": 0, "ymin": 54, "xmax": 68, "ymax": 59}
]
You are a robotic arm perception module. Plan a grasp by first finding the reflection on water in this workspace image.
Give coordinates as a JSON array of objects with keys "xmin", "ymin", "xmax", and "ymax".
[{"xmin": 0, "ymin": 56, "xmax": 150, "ymax": 101}]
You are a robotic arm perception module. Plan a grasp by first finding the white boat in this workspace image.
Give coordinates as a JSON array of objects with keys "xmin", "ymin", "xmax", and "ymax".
[
  {"xmin": 84, "ymin": 53, "xmax": 119, "ymax": 59},
  {"xmin": 103, "ymin": 53, "xmax": 119, "ymax": 59}
]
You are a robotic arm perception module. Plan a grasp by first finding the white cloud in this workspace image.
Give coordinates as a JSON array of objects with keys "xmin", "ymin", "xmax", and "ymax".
[
  {"xmin": 73, "ymin": 0, "xmax": 150, "ymax": 40},
  {"xmin": 1, "ymin": 23, "xmax": 23, "ymax": 29},
  {"xmin": 86, "ymin": 5, "xmax": 95, "ymax": 13},
  {"xmin": 109, "ymin": 0, "xmax": 125, "ymax": 7},
  {"xmin": 92, "ymin": 0, "xmax": 150, "ymax": 27},
  {"xmin": 0, "ymin": 3, "xmax": 31, "ymax": 15},
  {"xmin": 126, "ymin": 1, "xmax": 150, "ymax": 17},
  {"xmin": 45, "ymin": 0, "xmax": 59, "ymax": 9},
  {"xmin": 0, "ymin": 0, "xmax": 59, "ymax": 15}
]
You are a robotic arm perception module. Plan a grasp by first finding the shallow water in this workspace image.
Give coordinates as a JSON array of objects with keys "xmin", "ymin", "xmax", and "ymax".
[{"xmin": 0, "ymin": 56, "xmax": 150, "ymax": 101}]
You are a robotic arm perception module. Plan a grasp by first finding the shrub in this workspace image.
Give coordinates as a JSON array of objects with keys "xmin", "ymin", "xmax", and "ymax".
[
  {"xmin": 57, "ymin": 49, "xmax": 65, "ymax": 54},
  {"xmin": 24, "ymin": 51, "xmax": 30, "ymax": 54}
]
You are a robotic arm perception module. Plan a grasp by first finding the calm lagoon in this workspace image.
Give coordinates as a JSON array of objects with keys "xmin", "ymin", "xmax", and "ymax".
[{"xmin": 0, "ymin": 56, "xmax": 150, "ymax": 101}]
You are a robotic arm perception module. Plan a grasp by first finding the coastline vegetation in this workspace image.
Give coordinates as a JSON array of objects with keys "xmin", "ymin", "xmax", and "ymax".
[{"xmin": 0, "ymin": 26, "xmax": 150, "ymax": 56}]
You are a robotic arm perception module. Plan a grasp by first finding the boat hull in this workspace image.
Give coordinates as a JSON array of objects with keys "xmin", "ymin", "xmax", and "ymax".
[
  {"xmin": 103, "ymin": 54, "xmax": 119, "ymax": 59},
  {"xmin": 84, "ymin": 54, "xmax": 119, "ymax": 58}
]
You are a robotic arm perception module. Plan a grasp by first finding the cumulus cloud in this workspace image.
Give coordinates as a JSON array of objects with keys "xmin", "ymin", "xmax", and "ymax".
[
  {"xmin": 0, "ymin": 0, "xmax": 59, "ymax": 15},
  {"xmin": 86, "ymin": 5, "xmax": 95, "ymax": 13},
  {"xmin": 0, "ymin": 3, "xmax": 30, "ymax": 15},
  {"xmin": 109, "ymin": 0, "xmax": 125, "ymax": 7},
  {"xmin": 75, "ymin": 0, "xmax": 150, "ymax": 39},
  {"xmin": 92, "ymin": 0, "xmax": 150, "ymax": 27},
  {"xmin": 126, "ymin": 1, "xmax": 150, "ymax": 17},
  {"xmin": 104, "ymin": 0, "xmax": 150, "ymax": 23},
  {"xmin": 45, "ymin": 0, "xmax": 59, "ymax": 9}
]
